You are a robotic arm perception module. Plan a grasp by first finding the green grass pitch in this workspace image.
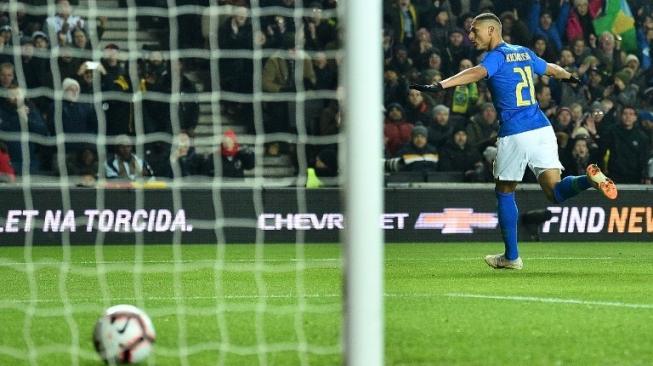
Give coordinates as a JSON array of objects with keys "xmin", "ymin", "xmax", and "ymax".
[{"xmin": 1, "ymin": 243, "xmax": 652, "ymax": 365}]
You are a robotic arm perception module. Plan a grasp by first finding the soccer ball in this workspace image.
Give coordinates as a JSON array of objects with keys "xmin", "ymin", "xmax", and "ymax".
[{"xmin": 93, "ymin": 304, "xmax": 156, "ymax": 364}]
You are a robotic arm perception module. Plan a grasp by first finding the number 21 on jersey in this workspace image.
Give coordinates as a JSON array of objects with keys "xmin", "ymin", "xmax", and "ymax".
[{"xmin": 513, "ymin": 66, "xmax": 536, "ymax": 106}]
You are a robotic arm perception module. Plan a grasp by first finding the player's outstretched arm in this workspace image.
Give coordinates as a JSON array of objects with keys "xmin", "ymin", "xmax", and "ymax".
[
  {"xmin": 546, "ymin": 63, "xmax": 581, "ymax": 83},
  {"xmin": 410, "ymin": 65, "xmax": 487, "ymax": 93},
  {"xmin": 440, "ymin": 65, "xmax": 487, "ymax": 89}
]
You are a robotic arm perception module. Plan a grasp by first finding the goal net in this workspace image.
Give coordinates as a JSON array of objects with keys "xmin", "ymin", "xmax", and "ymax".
[{"xmin": 0, "ymin": 0, "xmax": 384, "ymax": 364}]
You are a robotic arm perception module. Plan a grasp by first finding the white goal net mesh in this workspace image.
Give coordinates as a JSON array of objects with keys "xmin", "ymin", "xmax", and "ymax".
[{"xmin": 0, "ymin": 0, "xmax": 345, "ymax": 364}]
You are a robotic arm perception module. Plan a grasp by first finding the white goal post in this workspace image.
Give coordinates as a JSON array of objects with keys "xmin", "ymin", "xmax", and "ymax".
[{"xmin": 343, "ymin": 0, "xmax": 383, "ymax": 365}]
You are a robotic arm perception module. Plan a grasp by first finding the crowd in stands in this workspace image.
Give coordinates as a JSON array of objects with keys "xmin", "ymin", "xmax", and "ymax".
[
  {"xmin": 0, "ymin": 0, "xmax": 256, "ymax": 184},
  {"xmin": 383, "ymin": 0, "xmax": 653, "ymax": 184},
  {"xmin": 1, "ymin": 0, "xmax": 652, "ymax": 186},
  {"xmin": 213, "ymin": 0, "xmax": 340, "ymax": 174},
  {"xmin": 0, "ymin": 0, "xmax": 342, "ymax": 184}
]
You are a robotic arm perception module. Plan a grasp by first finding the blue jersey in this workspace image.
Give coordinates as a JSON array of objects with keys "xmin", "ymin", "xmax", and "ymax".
[{"xmin": 480, "ymin": 43, "xmax": 550, "ymax": 137}]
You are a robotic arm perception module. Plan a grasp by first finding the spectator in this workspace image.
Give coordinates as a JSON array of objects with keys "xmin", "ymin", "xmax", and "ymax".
[
  {"xmin": 77, "ymin": 60, "xmax": 105, "ymax": 95},
  {"xmin": 586, "ymin": 66, "xmax": 606, "ymax": 101},
  {"xmin": 70, "ymin": 27, "xmax": 92, "ymax": 66},
  {"xmin": 466, "ymin": 102, "xmax": 498, "ymax": 151},
  {"xmin": 0, "ymin": 25, "xmax": 13, "ymax": 65},
  {"xmin": 105, "ymin": 135, "xmax": 153, "ymax": 180},
  {"xmin": 202, "ymin": 130, "xmax": 255, "ymax": 178},
  {"xmin": 562, "ymin": 136, "xmax": 594, "ymax": 177},
  {"xmin": 387, "ymin": 44, "xmax": 413, "ymax": 75},
  {"xmin": 427, "ymin": 7, "xmax": 451, "ymax": 48},
  {"xmin": 423, "ymin": 51, "xmax": 443, "ymax": 74},
  {"xmin": 0, "ymin": 62, "xmax": 15, "ymax": 89},
  {"xmin": 609, "ymin": 68, "xmax": 639, "ymax": 107},
  {"xmin": 0, "ymin": 85, "xmax": 49, "ymax": 174},
  {"xmin": 264, "ymin": 15, "xmax": 294, "ymax": 50},
  {"xmin": 566, "ymin": 0, "xmax": 601, "ymax": 45},
  {"xmin": 262, "ymin": 32, "xmax": 316, "ymax": 140},
  {"xmin": 408, "ymin": 28, "xmax": 434, "ymax": 69},
  {"xmin": 218, "ymin": 6, "xmax": 255, "ymax": 123},
  {"xmin": 1, "ymin": 2, "xmax": 42, "ymax": 39},
  {"xmin": 384, "ymin": 69, "xmax": 408, "ymax": 106},
  {"xmin": 142, "ymin": 58, "xmax": 199, "ymax": 135},
  {"xmin": 569, "ymin": 102, "xmax": 585, "ymax": 126},
  {"xmin": 599, "ymin": 106, "xmax": 649, "ymax": 183},
  {"xmin": 624, "ymin": 54, "xmax": 646, "ymax": 90},
  {"xmin": 0, "ymin": 140, "xmax": 16, "ymax": 183},
  {"xmin": 438, "ymin": 127, "xmax": 483, "ymax": 181},
  {"xmin": 527, "ymin": 0, "xmax": 568, "ymax": 52},
  {"xmin": 313, "ymin": 51, "xmax": 338, "ymax": 92},
  {"xmin": 54, "ymin": 47, "xmax": 82, "ymax": 83},
  {"xmin": 173, "ymin": 61, "xmax": 200, "ymax": 135},
  {"xmin": 571, "ymin": 38, "xmax": 591, "ymax": 68},
  {"xmin": 387, "ymin": 0, "xmax": 420, "ymax": 47},
  {"xmin": 427, "ymin": 104, "xmax": 456, "ymax": 149},
  {"xmin": 532, "ymin": 35, "xmax": 558, "ymax": 63},
  {"xmin": 32, "ymin": 31, "xmax": 50, "ymax": 50},
  {"xmin": 582, "ymin": 101, "xmax": 608, "ymax": 140},
  {"xmin": 536, "ymin": 83, "xmax": 557, "ymax": 119},
  {"xmin": 101, "ymin": 43, "xmax": 133, "ymax": 136},
  {"xmin": 68, "ymin": 144, "xmax": 98, "ymax": 181},
  {"xmin": 498, "ymin": 10, "xmax": 531, "ymax": 47},
  {"xmin": 148, "ymin": 132, "xmax": 202, "ymax": 178},
  {"xmin": 19, "ymin": 39, "xmax": 53, "ymax": 115},
  {"xmin": 396, "ymin": 123, "xmax": 439, "ymax": 172},
  {"xmin": 384, "ymin": 102, "xmax": 413, "ymax": 156},
  {"xmin": 450, "ymin": 58, "xmax": 478, "ymax": 115},
  {"xmin": 405, "ymin": 89, "xmax": 432, "ymax": 124},
  {"xmin": 441, "ymin": 28, "xmax": 474, "ymax": 77},
  {"xmin": 558, "ymin": 48, "xmax": 576, "ymax": 69},
  {"xmin": 44, "ymin": 0, "xmax": 85, "ymax": 44},
  {"xmin": 456, "ymin": 12, "xmax": 475, "ymax": 48},
  {"xmin": 303, "ymin": 1, "xmax": 337, "ymax": 51},
  {"xmin": 313, "ymin": 147, "xmax": 338, "ymax": 178},
  {"xmin": 552, "ymin": 107, "xmax": 575, "ymax": 135},
  {"xmin": 72, "ymin": 27, "xmax": 91, "ymax": 51},
  {"xmin": 593, "ymin": 31, "xmax": 624, "ymax": 75},
  {"xmin": 20, "ymin": 39, "xmax": 50, "ymax": 91},
  {"xmin": 47, "ymin": 78, "xmax": 97, "ymax": 170}
]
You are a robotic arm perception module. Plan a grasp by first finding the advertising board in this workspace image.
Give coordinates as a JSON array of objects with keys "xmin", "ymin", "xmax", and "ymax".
[{"xmin": 0, "ymin": 187, "xmax": 650, "ymax": 244}]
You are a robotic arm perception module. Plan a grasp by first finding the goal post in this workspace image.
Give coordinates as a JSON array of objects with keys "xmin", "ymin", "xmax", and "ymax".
[{"xmin": 343, "ymin": 0, "xmax": 384, "ymax": 365}]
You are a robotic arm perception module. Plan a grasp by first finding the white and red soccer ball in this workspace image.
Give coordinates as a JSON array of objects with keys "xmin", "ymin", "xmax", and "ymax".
[{"xmin": 93, "ymin": 304, "xmax": 156, "ymax": 364}]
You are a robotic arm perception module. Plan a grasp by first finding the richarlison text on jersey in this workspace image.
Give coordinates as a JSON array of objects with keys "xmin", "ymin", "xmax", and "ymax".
[{"xmin": 505, "ymin": 52, "xmax": 532, "ymax": 62}]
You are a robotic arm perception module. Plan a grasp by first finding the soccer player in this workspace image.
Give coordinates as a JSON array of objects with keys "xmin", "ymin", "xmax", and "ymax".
[{"xmin": 411, "ymin": 13, "xmax": 617, "ymax": 270}]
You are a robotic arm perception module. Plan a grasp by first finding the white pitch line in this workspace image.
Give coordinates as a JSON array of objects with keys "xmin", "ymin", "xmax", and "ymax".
[
  {"xmin": 0, "ymin": 257, "xmax": 621, "ymax": 266},
  {"xmin": 446, "ymin": 293, "xmax": 653, "ymax": 309},
  {"xmin": 0, "ymin": 293, "xmax": 342, "ymax": 304},
  {"xmin": 4, "ymin": 292, "xmax": 652, "ymax": 311},
  {"xmin": 0, "ymin": 258, "xmax": 341, "ymax": 266}
]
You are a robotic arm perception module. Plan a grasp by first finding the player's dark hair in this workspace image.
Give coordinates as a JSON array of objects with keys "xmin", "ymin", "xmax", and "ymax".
[{"xmin": 473, "ymin": 13, "xmax": 502, "ymax": 27}]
